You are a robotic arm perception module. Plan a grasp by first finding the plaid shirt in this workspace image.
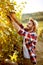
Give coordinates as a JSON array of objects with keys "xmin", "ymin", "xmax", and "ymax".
[{"xmin": 18, "ymin": 28, "xmax": 37, "ymax": 64}]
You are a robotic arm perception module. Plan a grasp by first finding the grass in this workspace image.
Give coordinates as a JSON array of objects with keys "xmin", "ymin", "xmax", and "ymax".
[{"xmin": 38, "ymin": 21, "xmax": 43, "ymax": 35}]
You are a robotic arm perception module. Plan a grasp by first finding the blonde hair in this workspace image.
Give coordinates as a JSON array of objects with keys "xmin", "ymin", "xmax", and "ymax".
[{"xmin": 29, "ymin": 18, "xmax": 38, "ymax": 32}]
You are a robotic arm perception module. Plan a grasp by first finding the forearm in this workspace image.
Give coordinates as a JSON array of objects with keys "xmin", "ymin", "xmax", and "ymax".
[
  {"xmin": 12, "ymin": 21, "xmax": 21, "ymax": 32},
  {"xmin": 9, "ymin": 15, "xmax": 21, "ymax": 31},
  {"xmin": 10, "ymin": 12, "xmax": 24, "ymax": 28}
]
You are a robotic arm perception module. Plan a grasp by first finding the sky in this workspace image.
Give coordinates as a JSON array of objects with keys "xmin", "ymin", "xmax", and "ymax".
[{"xmin": 11, "ymin": 0, "xmax": 43, "ymax": 13}]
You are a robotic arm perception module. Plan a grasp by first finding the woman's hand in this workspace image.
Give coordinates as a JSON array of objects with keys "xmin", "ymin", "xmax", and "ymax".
[{"xmin": 7, "ymin": 12, "xmax": 23, "ymax": 28}]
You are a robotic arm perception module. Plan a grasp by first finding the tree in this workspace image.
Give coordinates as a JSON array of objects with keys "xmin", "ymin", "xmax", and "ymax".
[{"xmin": 0, "ymin": 0, "xmax": 27, "ymax": 64}]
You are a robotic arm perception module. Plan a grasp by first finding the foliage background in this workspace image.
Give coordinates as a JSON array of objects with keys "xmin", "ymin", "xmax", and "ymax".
[{"xmin": 0, "ymin": 0, "xmax": 26, "ymax": 64}]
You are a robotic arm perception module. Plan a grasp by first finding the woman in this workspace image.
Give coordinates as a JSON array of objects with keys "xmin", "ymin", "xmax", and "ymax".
[{"xmin": 7, "ymin": 12, "xmax": 38, "ymax": 65}]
